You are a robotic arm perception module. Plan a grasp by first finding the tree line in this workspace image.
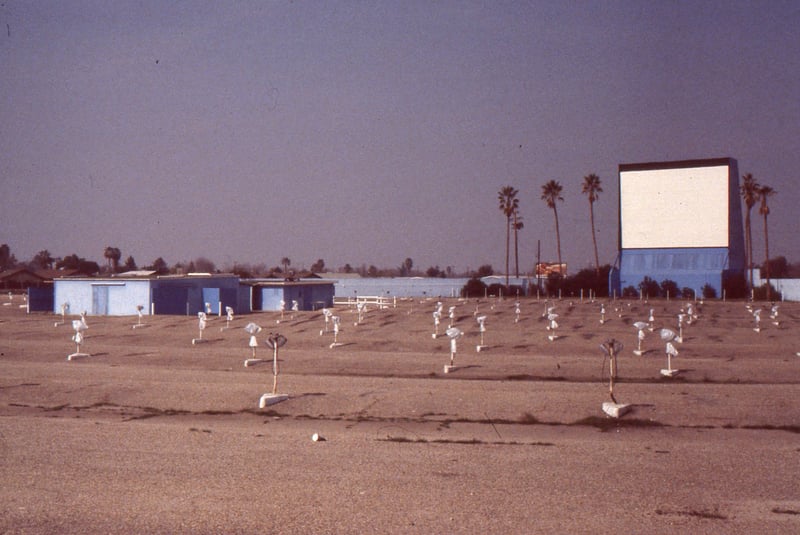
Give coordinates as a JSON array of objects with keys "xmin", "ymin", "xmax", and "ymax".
[{"xmin": 0, "ymin": 245, "xmax": 491, "ymax": 280}]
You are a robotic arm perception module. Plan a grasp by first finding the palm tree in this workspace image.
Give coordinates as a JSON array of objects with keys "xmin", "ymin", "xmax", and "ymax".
[
  {"xmin": 541, "ymin": 180, "xmax": 564, "ymax": 274},
  {"xmin": 581, "ymin": 173, "xmax": 603, "ymax": 276},
  {"xmin": 498, "ymin": 186, "xmax": 519, "ymax": 286},
  {"xmin": 104, "ymin": 246, "xmax": 115, "ymax": 272},
  {"xmin": 758, "ymin": 184, "xmax": 775, "ymax": 300},
  {"xmin": 740, "ymin": 173, "xmax": 760, "ymax": 290},
  {"xmin": 110, "ymin": 248, "xmax": 121, "ymax": 272}
]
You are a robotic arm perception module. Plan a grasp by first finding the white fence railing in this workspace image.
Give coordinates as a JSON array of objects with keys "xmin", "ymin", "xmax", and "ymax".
[{"xmin": 333, "ymin": 295, "xmax": 394, "ymax": 309}]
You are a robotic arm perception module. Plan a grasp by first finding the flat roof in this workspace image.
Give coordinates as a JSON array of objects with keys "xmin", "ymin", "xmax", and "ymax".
[
  {"xmin": 55, "ymin": 273, "xmax": 239, "ymax": 281},
  {"xmin": 619, "ymin": 157, "xmax": 735, "ymax": 173},
  {"xmin": 243, "ymin": 278, "xmax": 336, "ymax": 287}
]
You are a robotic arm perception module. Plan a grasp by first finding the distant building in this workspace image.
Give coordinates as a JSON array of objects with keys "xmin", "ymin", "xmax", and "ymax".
[
  {"xmin": 332, "ymin": 276, "xmax": 532, "ymax": 298},
  {"xmin": 243, "ymin": 279, "xmax": 335, "ymax": 312},
  {"xmin": 0, "ymin": 268, "xmax": 47, "ymax": 290},
  {"xmin": 752, "ymin": 268, "xmax": 800, "ymax": 302}
]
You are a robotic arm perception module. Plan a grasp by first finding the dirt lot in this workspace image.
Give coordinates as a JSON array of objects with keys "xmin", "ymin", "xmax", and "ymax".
[{"xmin": 1, "ymin": 295, "xmax": 799, "ymax": 533}]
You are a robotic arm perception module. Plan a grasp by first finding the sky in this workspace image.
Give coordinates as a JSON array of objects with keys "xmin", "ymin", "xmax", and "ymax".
[{"xmin": 1, "ymin": 0, "xmax": 798, "ymax": 275}]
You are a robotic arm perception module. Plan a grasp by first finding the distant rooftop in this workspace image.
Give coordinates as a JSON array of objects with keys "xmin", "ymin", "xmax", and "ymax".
[
  {"xmin": 317, "ymin": 272, "xmax": 361, "ymax": 279},
  {"xmin": 114, "ymin": 270, "xmax": 157, "ymax": 277}
]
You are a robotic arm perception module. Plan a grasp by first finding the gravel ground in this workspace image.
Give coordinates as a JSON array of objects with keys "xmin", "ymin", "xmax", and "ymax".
[{"xmin": 1, "ymin": 296, "xmax": 799, "ymax": 533}]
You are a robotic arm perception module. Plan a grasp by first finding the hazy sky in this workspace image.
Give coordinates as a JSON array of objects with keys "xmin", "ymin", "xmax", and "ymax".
[{"xmin": 2, "ymin": 1, "xmax": 798, "ymax": 274}]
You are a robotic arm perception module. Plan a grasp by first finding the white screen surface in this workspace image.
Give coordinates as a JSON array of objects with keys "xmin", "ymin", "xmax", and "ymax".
[{"xmin": 620, "ymin": 165, "xmax": 729, "ymax": 249}]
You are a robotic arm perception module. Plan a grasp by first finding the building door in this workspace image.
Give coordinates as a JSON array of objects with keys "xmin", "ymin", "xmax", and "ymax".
[
  {"xmin": 251, "ymin": 287, "xmax": 262, "ymax": 311},
  {"xmin": 92, "ymin": 286, "xmax": 109, "ymax": 315},
  {"xmin": 202, "ymin": 288, "xmax": 220, "ymax": 314}
]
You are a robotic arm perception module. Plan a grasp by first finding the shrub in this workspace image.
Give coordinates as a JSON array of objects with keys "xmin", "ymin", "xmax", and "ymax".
[
  {"xmin": 752, "ymin": 283, "xmax": 782, "ymax": 301},
  {"xmin": 660, "ymin": 279, "xmax": 679, "ymax": 299},
  {"xmin": 558, "ymin": 266, "xmax": 610, "ymax": 298},
  {"xmin": 622, "ymin": 286, "xmax": 638, "ymax": 298},
  {"xmin": 701, "ymin": 284, "xmax": 717, "ymax": 299},
  {"xmin": 487, "ymin": 283, "xmax": 507, "ymax": 297},
  {"xmin": 722, "ymin": 272, "xmax": 747, "ymax": 299},
  {"xmin": 506, "ymin": 285, "xmax": 525, "ymax": 298},
  {"xmin": 638, "ymin": 276, "xmax": 661, "ymax": 299},
  {"xmin": 461, "ymin": 278, "xmax": 487, "ymax": 299},
  {"xmin": 544, "ymin": 274, "xmax": 564, "ymax": 297}
]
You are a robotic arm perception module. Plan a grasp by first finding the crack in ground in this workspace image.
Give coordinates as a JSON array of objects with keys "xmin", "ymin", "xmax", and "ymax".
[
  {"xmin": 288, "ymin": 371, "xmax": 800, "ymax": 386},
  {"xmin": 7, "ymin": 401, "xmax": 799, "ymax": 434}
]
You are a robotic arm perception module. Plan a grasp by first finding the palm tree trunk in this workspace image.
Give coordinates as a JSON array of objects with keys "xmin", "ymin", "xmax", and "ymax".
[
  {"xmin": 513, "ymin": 212, "xmax": 519, "ymax": 279},
  {"xmin": 745, "ymin": 209, "xmax": 752, "ymax": 289},
  {"xmin": 505, "ymin": 216, "xmax": 510, "ymax": 287},
  {"xmin": 763, "ymin": 212, "xmax": 771, "ymax": 301},
  {"xmin": 590, "ymin": 200, "xmax": 599, "ymax": 276},
  {"xmin": 553, "ymin": 205, "xmax": 562, "ymax": 272}
]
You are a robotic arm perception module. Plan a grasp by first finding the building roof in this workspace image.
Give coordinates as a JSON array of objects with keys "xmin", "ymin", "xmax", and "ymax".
[
  {"xmin": 0, "ymin": 267, "xmax": 46, "ymax": 282},
  {"xmin": 242, "ymin": 278, "xmax": 336, "ymax": 287},
  {"xmin": 55, "ymin": 272, "xmax": 240, "ymax": 282},
  {"xmin": 114, "ymin": 270, "xmax": 158, "ymax": 277},
  {"xmin": 317, "ymin": 272, "xmax": 361, "ymax": 279},
  {"xmin": 35, "ymin": 268, "xmax": 81, "ymax": 279}
]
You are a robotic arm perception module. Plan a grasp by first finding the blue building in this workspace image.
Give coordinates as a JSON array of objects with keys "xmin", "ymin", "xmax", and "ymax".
[
  {"xmin": 53, "ymin": 272, "xmax": 241, "ymax": 316},
  {"xmin": 611, "ymin": 158, "xmax": 746, "ymax": 298},
  {"xmin": 244, "ymin": 279, "xmax": 336, "ymax": 312}
]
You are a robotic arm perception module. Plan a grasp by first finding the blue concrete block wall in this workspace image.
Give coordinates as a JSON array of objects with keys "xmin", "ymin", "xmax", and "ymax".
[{"xmin": 617, "ymin": 248, "xmax": 732, "ymax": 297}]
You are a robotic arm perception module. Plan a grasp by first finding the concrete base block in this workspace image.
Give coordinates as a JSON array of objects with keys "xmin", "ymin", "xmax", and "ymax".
[
  {"xmin": 244, "ymin": 358, "xmax": 265, "ymax": 367},
  {"xmin": 548, "ymin": 335, "xmax": 559, "ymax": 342},
  {"xmin": 329, "ymin": 342, "xmax": 343, "ymax": 349},
  {"xmin": 132, "ymin": 324, "xmax": 149, "ymax": 329},
  {"xmin": 432, "ymin": 333, "xmax": 439, "ymax": 339},
  {"xmin": 259, "ymin": 393, "xmax": 288, "ymax": 408},
  {"xmin": 191, "ymin": 338, "xmax": 207, "ymax": 345},
  {"xmin": 602, "ymin": 402, "xmax": 631, "ymax": 418},
  {"xmin": 443, "ymin": 365, "xmax": 458, "ymax": 374},
  {"xmin": 476, "ymin": 345, "xmax": 488, "ymax": 352},
  {"xmin": 67, "ymin": 352, "xmax": 91, "ymax": 361},
  {"xmin": 660, "ymin": 368, "xmax": 680, "ymax": 377},
  {"xmin": 633, "ymin": 350, "xmax": 644, "ymax": 356}
]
